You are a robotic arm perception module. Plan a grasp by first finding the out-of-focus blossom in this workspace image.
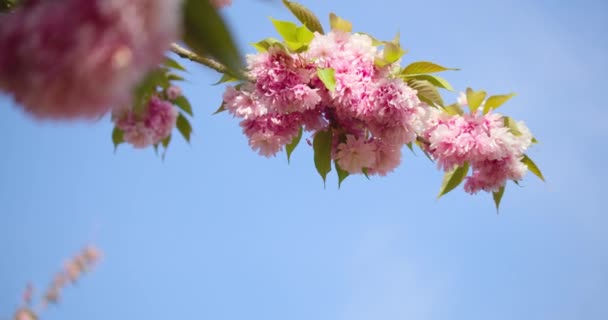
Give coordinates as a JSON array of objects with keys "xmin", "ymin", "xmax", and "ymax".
[
  {"xmin": 0, "ymin": 0, "xmax": 181, "ymax": 119},
  {"xmin": 115, "ymin": 95, "xmax": 178, "ymax": 148}
]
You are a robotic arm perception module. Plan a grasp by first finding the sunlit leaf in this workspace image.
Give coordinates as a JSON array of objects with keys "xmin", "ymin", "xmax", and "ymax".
[
  {"xmin": 406, "ymin": 74, "xmax": 454, "ymax": 91},
  {"xmin": 176, "ymin": 113, "xmax": 192, "ymax": 143},
  {"xmin": 313, "ymin": 129, "xmax": 333, "ymax": 186},
  {"xmin": 466, "ymin": 88, "xmax": 487, "ymax": 114},
  {"xmin": 522, "ymin": 154, "xmax": 545, "ymax": 181},
  {"xmin": 270, "ymin": 18, "xmax": 299, "ymax": 42},
  {"xmin": 173, "ymin": 96, "xmax": 193, "ymax": 116},
  {"xmin": 317, "ymin": 68, "xmax": 336, "ymax": 92},
  {"xmin": 438, "ymin": 162, "xmax": 470, "ymax": 198},
  {"xmin": 329, "ymin": 13, "xmax": 352, "ymax": 32},
  {"xmin": 383, "ymin": 42, "xmax": 406, "ymax": 64},
  {"xmin": 443, "ymin": 103, "xmax": 464, "ymax": 115},
  {"xmin": 407, "ymin": 79, "xmax": 444, "ymax": 107},
  {"xmin": 402, "ymin": 61, "xmax": 458, "ymax": 75},
  {"xmin": 281, "ymin": 0, "xmax": 325, "ymax": 34},
  {"xmin": 483, "ymin": 93, "xmax": 516, "ymax": 114},
  {"xmin": 286, "ymin": 127, "xmax": 303, "ymax": 164},
  {"xmin": 251, "ymin": 37, "xmax": 283, "ymax": 52},
  {"xmin": 503, "ymin": 116, "xmax": 522, "ymax": 136}
]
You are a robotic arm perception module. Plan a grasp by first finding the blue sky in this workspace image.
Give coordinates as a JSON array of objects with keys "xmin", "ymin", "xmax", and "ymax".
[{"xmin": 1, "ymin": 0, "xmax": 607, "ymax": 319}]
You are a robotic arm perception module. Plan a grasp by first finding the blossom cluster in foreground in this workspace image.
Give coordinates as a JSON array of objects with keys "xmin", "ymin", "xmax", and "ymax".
[
  {"xmin": 423, "ymin": 108, "xmax": 533, "ymax": 194},
  {"xmin": 0, "ymin": 0, "xmax": 181, "ymax": 119},
  {"xmin": 224, "ymin": 31, "xmax": 426, "ymax": 176},
  {"xmin": 219, "ymin": 11, "xmax": 543, "ymax": 204}
]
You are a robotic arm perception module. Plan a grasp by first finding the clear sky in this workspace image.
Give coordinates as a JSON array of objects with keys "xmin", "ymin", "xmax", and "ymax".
[{"xmin": 1, "ymin": 0, "xmax": 607, "ymax": 319}]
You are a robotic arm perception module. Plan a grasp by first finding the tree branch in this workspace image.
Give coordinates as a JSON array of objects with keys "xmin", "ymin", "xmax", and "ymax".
[{"xmin": 170, "ymin": 43, "xmax": 231, "ymax": 76}]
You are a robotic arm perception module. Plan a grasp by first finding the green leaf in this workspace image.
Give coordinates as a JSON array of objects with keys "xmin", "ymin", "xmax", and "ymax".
[
  {"xmin": 335, "ymin": 160, "xmax": 350, "ymax": 188},
  {"xmin": 406, "ymin": 74, "xmax": 455, "ymax": 91},
  {"xmin": 356, "ymin": 32, "xmax": 383, "ymax": 46},
  {"xmin": 329, "ymin": 13, "xmax": 352, "ymax": 32},
  {"xmin": 466, "ymin": 88, "xmax": 487, "ymax": 114},
  {"xmin": 402, "ymin": 61, "xmax": 458, "ymax": 75},
  {"xmin": 167, "ymin": 74, "xmax": 185, "ymax": 82},
  {"xmin": 164, "ymin": 57, "xmax": 187, "ymax": 72},
  {"xmin": 493, "ymin": 185, "xmax": 505, "ymax": 213},
  {"xmin": 383, "ymin": 42, "xmax": 406, "ymax": 64},
  {"xmin": 313, "ymin": 129, "xmax": 333, "ymax": 186},
  {"xmin": 176, "ymin": 113, "xmax": 192, "ymax": 143},
  {"xmin": 213, "ymin": 102, "xmax": 226, "ymax": 115},
  {"xmin": 183, "ymin": 0, "xmax": 243, "ymax": 78},
  {"xmin": 270, "ymin": 18, "xmax": 299, "ymax": 42},
  {"xmin": 162, "ymin": 134, "xmax": 171, "ymax": 149},
  {"xmin": 483, "ymin": 93, "xmax": 516, "ymax": 114},
  {"xmin": 503, "ymin": 116, "xmax": 522, "ymax": 136},
  {"xmin": 286, "ymin": 127, "xmax": 303, "ymax": 164},
  {"xmin": 443, "ymin": 103, "xmax": 464, "ymax": 115},
  {"xmin": 317, "ymin": 68, "xmax": 336, "ymax": 92},
  {"xmin": 282, "ymin": 0, "xmax": 324, "ymax": 34},
  {"xmin": 407, "ymin": 79, "xmax": 444, "ymax": 107},
  {"xmin": 133, "ymin": 69, "xmax": 167, "ymax": 110},
  {"xmin": 173, "ymin": 96, "xmax": 193, "ymax": 116},
  {"xmin": 406, "ymin": 142, "xmax": 415, "ymax": 154},
  {"xmin": 251, "ymin": 37, "xmax": 283, "ymax": 52},
  {"xmin": 296, "ymin": 26, "xmax": 315, "ymax": 44},
  {"xmin": 438, "ymin": 162, "xmax": 470, "ymax": 198},
  {"xmin": 522, "ymin": 154, "xmax": 545, "ymax": 182},
  {"xmin": 362, "ymin": 167, "xmax": 371, "ymax": 179},
  {"xmin": 213, "ymin": 73, "xmax": 239, "ymax": 85},
  {"xmin": 112, "ymin": 127, "xmax": 124, "ymax": 151}
]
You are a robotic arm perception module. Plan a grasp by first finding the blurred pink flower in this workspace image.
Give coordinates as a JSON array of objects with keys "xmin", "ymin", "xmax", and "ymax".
[{"xmin": 0, "ymin": 0, "xmax": 181, "ymax": 119}]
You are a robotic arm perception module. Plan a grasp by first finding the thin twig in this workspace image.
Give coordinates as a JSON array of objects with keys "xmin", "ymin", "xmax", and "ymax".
[{"xmin": 170, "ymin": 43, "xmax": 230, "ymax": 75}]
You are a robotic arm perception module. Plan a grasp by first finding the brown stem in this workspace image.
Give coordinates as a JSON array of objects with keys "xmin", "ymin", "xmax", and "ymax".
[{"xmin": 170, "ymin": 43, "xmax": 230, "ymax": 76}]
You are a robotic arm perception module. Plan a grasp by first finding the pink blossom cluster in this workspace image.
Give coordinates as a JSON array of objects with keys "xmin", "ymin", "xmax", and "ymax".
[
  {"xmin": 223, "ymin": 31, "xmax": 427, "ymax": 175},
  {"xmin": 114, "ymin": 92, "xmax": 179, "ymax": 148},
  {"xmin": 13, "ymin": 245, "xmax": 102, "ymax": 320},
  {"xmin": 0, "ymin": 0, "xmax": 181, "ymax": 120},
  {"xmin": 423, "ymin": 109, "xmax": 533, "ymax": 193}
]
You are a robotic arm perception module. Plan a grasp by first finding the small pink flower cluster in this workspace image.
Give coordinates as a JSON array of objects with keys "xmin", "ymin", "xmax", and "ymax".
[
  {"xmin": 0, "ymin": 0, "xmax": 181, "ymax": 120},
  {"xmin": 43, "ymin": 245, "xmax": 102, "ymax": 305},
  {"xmin": 114, "ymin": 92, "xmax": 179, "ymax": 149},
  {"xmin": 423, "ymin": 110, "xmax": 533, "ymax": 193},
  {"xmin": 13, "ymin": 245, "xmax": 102, "ymax": 320},
  {"xmin": 223, "ymin": 31, "xmax": 427, "ymax": 175}
]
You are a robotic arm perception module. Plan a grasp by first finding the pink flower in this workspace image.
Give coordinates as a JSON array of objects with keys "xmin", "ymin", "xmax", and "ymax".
[
  {"xmin": 115, "ymin": 95, "xmax": 178, "ymax": 148},
  {"xmin": 464, "ymin": 155, "xmax": 527, "ymax": 194},
  {"xmin": 423, "ymin": 110, "xmax": 533, "ymax": 193},
  {"xmin": 247, "ymin": 47, "xmax": 321, "ymax": 114},
  {"xmin": 335, "ymin": 135, "xmax": 377, "ymax": 173},
  {"xmin": 368, "ymin": 141, "xmax": 402, "ymax": 176},
  {"xmin": 0, "ymin": 0, "xmax": 181, "ymax": 119},
  {"xmin": 14, "ymin": 308, "xmax": 36, "ymax": 320},
  {"xmin": 166, "ymin": 86, "xmax": 182, "ymax": 101},
  {"xmin": 240, "ymin": 113, "xmax": 302, "ymax": 157}
]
